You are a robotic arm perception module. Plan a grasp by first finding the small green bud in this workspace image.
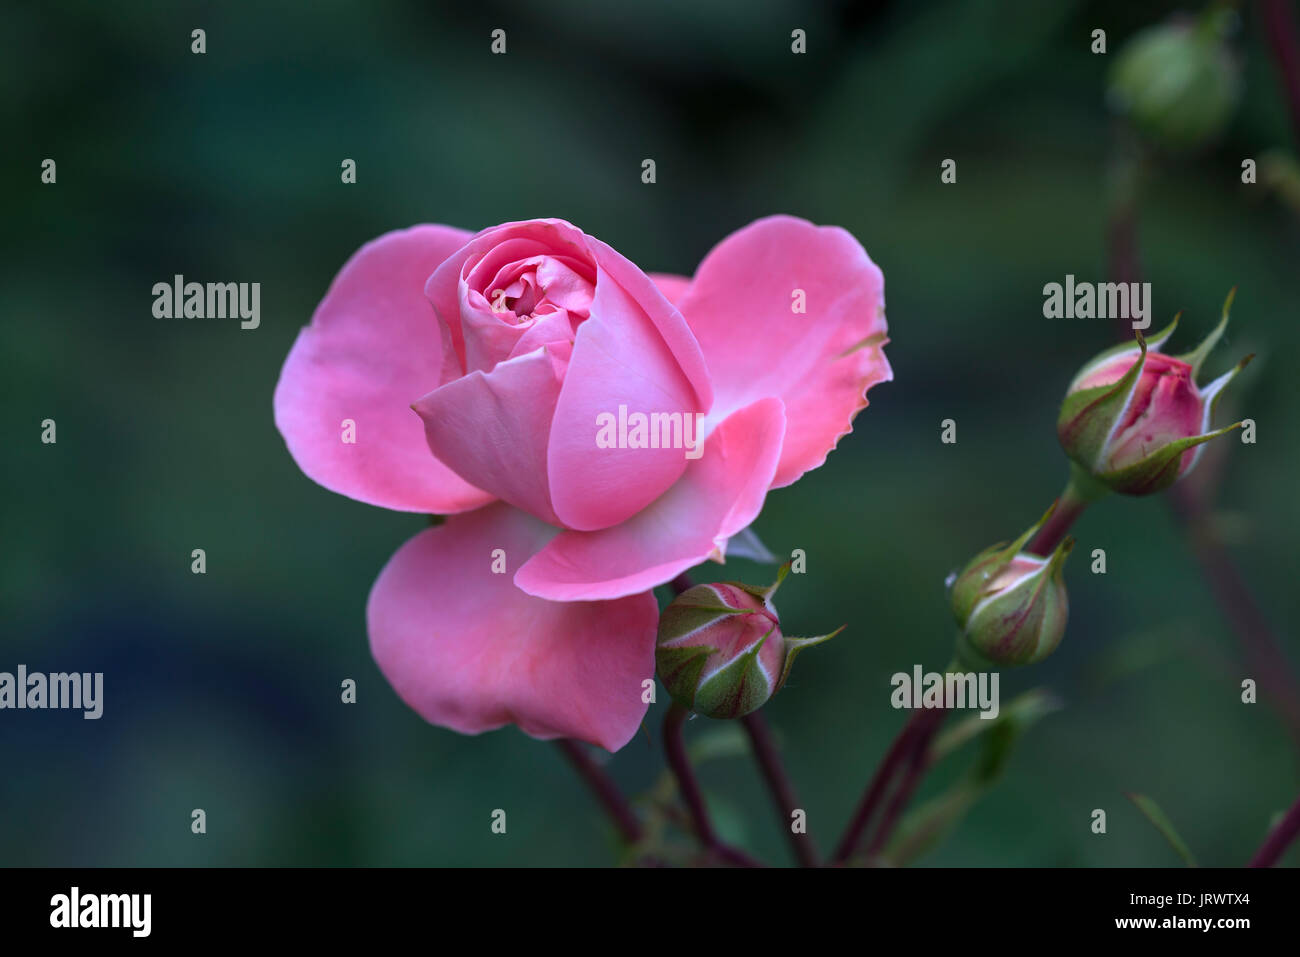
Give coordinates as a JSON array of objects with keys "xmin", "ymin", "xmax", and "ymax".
[
  {"xmin": 656, "ymin": 568, "xmax": 842, "ymax": 719},
  {"xmin": 951, "ymin": 508, "xmax": 1072, "ymax": 668},
  {"xmin": 1108, "ymin": 10, "xmax": 1240, "ymax": 151}
]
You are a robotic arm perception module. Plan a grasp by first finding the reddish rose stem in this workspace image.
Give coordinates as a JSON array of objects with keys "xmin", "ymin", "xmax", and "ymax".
[
  {"xmin": 833, "ymin": 476, "xmax": 1086, "ymax": 866},
  {"xmin": 1103, "ymin": 102, "xmax": 1300, "ymax": 749},
  {"xmin": 832, "ymin": 707, "xmax": 931, "ymax": 864},
  {"xmin": 663, "ymin": 701, "xmax": 762, "ymax": 867},
  {"xmin": 864, "ymin": 707, "xmax": 948, "ymax": 858},
  {"xmin": 1263, "ymin": 0, "xmax": 1300, "ymax": 146},
  {"xmin": 1027, "ymin": 484, "xmax": 1090, "ymax": 557},
  {"xmin": 554, "ymin": 739, "xmax": 643, "ymax": 846},
  {"xmin": 741, "ymin": 711, "xmax": 820, "ymax": 867},
  {"xmin": 671, "ymin": 571, "xmax": 814, "ymax": 865},
  {"xmin": 1171, "ymin": 486, "xmax": 1300, "ymax": 750},
  {"xmin": 1248, "ymin": 789, "xmax": 1300, "ymax": 867}
]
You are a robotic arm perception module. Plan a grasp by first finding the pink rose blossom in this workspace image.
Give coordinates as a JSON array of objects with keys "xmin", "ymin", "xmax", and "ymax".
[{"xmin": 274, "ymin": 216, "xmax": 890, "ymax": 750}]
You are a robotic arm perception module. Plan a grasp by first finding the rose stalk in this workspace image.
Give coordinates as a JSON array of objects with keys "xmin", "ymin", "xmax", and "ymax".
[{"xmin": 659, "ymin": 568, "xmax": 841, "ymax": 866}]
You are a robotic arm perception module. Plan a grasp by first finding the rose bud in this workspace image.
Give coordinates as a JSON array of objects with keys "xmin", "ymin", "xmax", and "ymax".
[
  {"xmin": 1056, "ymin": 291, "xmax": 1252, "ymax": 497},
  {"xmin": 656, "ymin": 568, "xmax": 842, "ymax": 719},
  {"xmin": 1107, "ymin": 10, "xmax": 1239, "ymax": 151},
  {"xmin": 951, "ymin": 509, "xmax": 1074, "ymax": 668}
]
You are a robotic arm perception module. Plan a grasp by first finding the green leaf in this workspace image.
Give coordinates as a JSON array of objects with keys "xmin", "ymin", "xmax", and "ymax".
[
  {"xmin": 881, "ymin": 786, "xmax": 979, "ymax": 867},
  {"xmin": 883, "ymin": 689, "xmax": 1060, "ymax": 866},
  {"xmin": 1125, "ymin": 792, "xmax": 1198, "ymax": 867},
  {"xmin": 687, "ymin": 725, "xmax": 749, "ymax": 765},
  {"xmin": 1057, "ymin": 331, "xmax": 1152, "ymax": 472},
  {"xmin": 930, "ymin": 689, "xmax": 1062, "ymax": 762}
]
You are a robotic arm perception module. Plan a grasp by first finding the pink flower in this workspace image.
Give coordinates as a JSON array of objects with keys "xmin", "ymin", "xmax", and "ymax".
[{"xmin": 274, "ymin": 216, "xmax": 890, "ymax": 750}]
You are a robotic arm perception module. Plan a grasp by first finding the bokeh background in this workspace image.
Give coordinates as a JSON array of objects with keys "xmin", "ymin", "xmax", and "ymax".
[{"xmin": 4, "ymin": 0, "xmax": 1298, "ymax": 866}]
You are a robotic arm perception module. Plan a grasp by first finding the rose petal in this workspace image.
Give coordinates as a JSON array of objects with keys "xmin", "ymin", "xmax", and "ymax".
[
  {"xmin": 426, "ymin": 219, "xmax": 595, "ymax": 374},
  {"xmin": 274, "ymin": 225, "xmax": 495, "ymax": 513},
  {"xmin": 675, "ymin": 215, "xmax": 891, "ymax": 488},
  {"xmin": 586, "ymin": 237, "xmax": 712, "ymax": 412},
  {"xmin": 1108, "ymin": 354, "xmax": 1203, "ymax": 469},
  {"xmin": 516, "ymin": 397, "xmax": 785, "ymax": 600},
  {"xmin": 412, "ymin": 347, "xmax": 565, "ymax": 526},
  {"xmin": 546, "ymin": 241, "xmax": 714, "ymax": 531},
  {"xmin": 368, "ymin": 504, "xmax": 658, "ymax": 751},
  {"xmin": 649, "ymin": 272, "xmax": 692, "ymax": 307}
]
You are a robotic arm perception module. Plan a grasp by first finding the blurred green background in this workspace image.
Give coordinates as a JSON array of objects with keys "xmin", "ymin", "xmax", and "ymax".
[{"xmin": 3, "ymin": 0, "xmax": 1298, "ymax": 866}]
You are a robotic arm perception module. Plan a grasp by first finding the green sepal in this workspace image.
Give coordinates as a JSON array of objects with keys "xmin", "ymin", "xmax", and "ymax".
[
  {"xmin": 1065, "ymin": 313, "xmax": 1179, "ymax": 391},
  {"xmin": 656, "ymin": 584, "xmax": 747, "ymax": 643},
  {"xmin": 692, "ymin": 625, "xmax": 778, "ymax": 719},
  {"xmin": 775, "ymin": 625, "xmax": 845, "ymax": 692},
  {"xmin": 1058, "ymin": 331, "xmax": 1153, "ymax": 472},
  {"xmin": 655, "ymin": 643, "xmax": 717, "ymax": 709},
  {"xmin": 1177, "ymin": 286, "xmax": 1234, "ymax": 377},
  {"xmin": 734, "ymin": 562, "xmax": 790, "ymax": 604},
  {"xmin": 959, "ymin": 537, "xmax": 1073, "ymax": 668},
  {"xmin": 1096, "ymin": 420, "xmax": 1243, "ymax": 495},
  {"xmin": 950, "ymin": 502, "xmax": 1057, "ymax": 626},
  {"xmin": 1200, "ymin": 352, "xmax": 1254, "ymax": 416}
]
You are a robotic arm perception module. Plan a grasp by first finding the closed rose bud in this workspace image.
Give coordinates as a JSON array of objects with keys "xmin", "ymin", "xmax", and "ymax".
[
  {"xmin": 656, "ymin": 569, "xmax": 842, "ymax": 719},
  {"xmin": 1108, "ymin": 10, "xmax": 1240, "ymax": 151},
  {"xmin": 951, "ymin": 506, "xmax": 1072, "ymax": 668},
  {"xmin": 1057, "ymin": 291, "xmax": 1252, "ymax": 497}
]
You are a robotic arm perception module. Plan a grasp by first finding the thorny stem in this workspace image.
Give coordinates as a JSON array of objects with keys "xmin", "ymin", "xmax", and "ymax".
[{"xmin": 554, "ymin": 739, "xmax": 643, "ymax": 846}]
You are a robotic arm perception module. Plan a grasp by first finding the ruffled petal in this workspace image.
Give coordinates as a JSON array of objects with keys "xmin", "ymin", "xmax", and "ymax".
[{"xmin": 675, "ymin": 215, "xmax": 891, "ymax": 488}]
